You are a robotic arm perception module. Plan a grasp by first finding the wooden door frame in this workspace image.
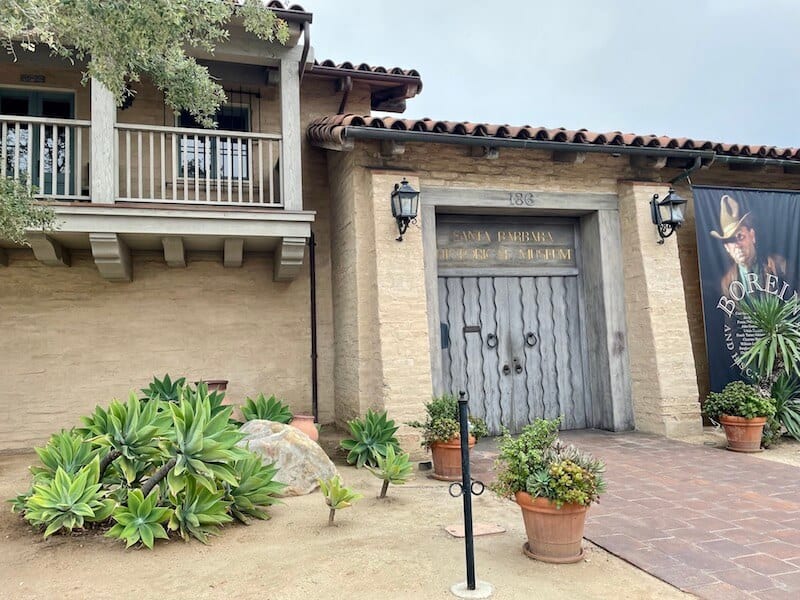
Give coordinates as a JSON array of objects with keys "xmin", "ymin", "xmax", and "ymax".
[{"xmin": 421, "ymin": 187, "xmax": 634, "ymax": 432}]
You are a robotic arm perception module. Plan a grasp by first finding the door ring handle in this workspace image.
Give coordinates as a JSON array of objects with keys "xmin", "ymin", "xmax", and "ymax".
[
  {"xmin": 525, "ymin": 332, "xmax": 538, "ymax": 347},
  {"xmin": 486, "ymin": 333, "xmax": 498, "ymax": 349},
  {"xmin": 502, "ymin": 364, "xmax": 511, "ymax": 375}
]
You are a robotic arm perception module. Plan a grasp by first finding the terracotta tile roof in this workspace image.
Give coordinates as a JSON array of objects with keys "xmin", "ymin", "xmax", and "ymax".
[
  {"xmin": 265, "ymin": 1, "xmax": 308, "ymax": 12},
  {"xmin": 312, "ymin": 60, "xmax": 420, "ymax": 79},
  {"xmin": 307, "ymin": 114, "xmax": 800, "ymax": 162}
]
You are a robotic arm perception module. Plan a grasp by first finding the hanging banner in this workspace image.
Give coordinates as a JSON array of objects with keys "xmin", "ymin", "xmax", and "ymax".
[{"xmin": 693, "ymin": 186, "xmax": 800, "ymax": 392}]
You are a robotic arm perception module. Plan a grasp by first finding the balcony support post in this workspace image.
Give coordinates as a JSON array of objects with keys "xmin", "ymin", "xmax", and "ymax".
[
  {"xmin": 279, "ymin": 55, "xmax": 303, "ymax": 211},
  {"xmin": 91, "ymin": 78, "xmax": 117, "ymax": 203}
]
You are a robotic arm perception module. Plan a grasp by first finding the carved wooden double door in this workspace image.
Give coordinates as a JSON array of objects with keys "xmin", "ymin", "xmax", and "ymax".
[{"xmin": 438, "ymin": 275, "xmax": 589, "ymax": 435}]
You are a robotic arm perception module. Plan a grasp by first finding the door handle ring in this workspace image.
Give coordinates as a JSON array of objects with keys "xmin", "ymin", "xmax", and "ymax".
[
  {"xmin": 486, "ymin": 333, "xmax": 498, "ymax": 349},
  {"xmin": 525, "ymin": 332, "xmax": 538, "ymax": 347},
  {"xmin": 502, "ymin": 364, "xmax": 511, "ymax": 375}
]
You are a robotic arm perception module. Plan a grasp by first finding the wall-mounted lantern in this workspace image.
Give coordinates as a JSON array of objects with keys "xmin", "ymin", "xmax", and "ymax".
[
  {"xmin": 651, "ymin": 187, "xmax": 687, "ymax": 244},
  {"xmin": 390, "ymin": 178, "xmax": 420, "ymax": 241}
]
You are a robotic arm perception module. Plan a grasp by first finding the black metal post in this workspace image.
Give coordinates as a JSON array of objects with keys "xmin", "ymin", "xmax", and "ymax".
[{"xmin": 458, "ymin": 391, "xmax": 476, "ymax": 591}]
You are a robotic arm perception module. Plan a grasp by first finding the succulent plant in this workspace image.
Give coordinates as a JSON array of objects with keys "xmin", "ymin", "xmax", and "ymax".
[
  {"xmin": 319, "ymin": 475, "xmax": 361, "ymax": 525},
  {"xmin": 106, "ymin": 488, "xmax": 172, "ymax": 548},
  {"xmin": 226, "ymin": 454, "xmax": 286, "ymax": 523},
  {"xmin": 240, "ymin": 393, "xmax": 293, "ymax": 424},
  {"xmin": 366, "ymin": 445, "xmax": 413, "ymax": 498},
  {"xmin": 140, "ymin": 373, "xmax": 186, "ymax": 403},
  {"xmin": 168, "ymin": 478, "xmax": 232, "ymax": 543},
  {"xmin": 82, "ymin": 393, "xmax": 168, "ymax": 483},
  {"xmin": 340, "ymin": 409, "xmax": 401, "ymax": 468},
  {"xmin": 23, "ymin": 456, "xmax": 115, "ymax": 538},
  {"xmin": 30, "ymin": 430, "xmax": 97, "ymax": 482}
]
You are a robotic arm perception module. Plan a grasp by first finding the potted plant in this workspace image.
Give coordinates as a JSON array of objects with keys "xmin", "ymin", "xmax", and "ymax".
[
  {"xmin": 739, "ymin": 296, "xmax": 800, "ymax": 445},
  {"xmin": 408, "ymin": 394, "xmax": 488, "ymax": 481},
  {"xmin": 492, "ymin": 418, "xmax": 605, "ymax": 564},
  {"xmin": 703, "ymin": 380, "xmax": 776, "ymax": 452}
]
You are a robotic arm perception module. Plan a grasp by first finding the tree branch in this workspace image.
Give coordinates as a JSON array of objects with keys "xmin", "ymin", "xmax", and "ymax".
[{"xmin": 142, "ymin": 457, "xmax": 177, "ymax": 497}]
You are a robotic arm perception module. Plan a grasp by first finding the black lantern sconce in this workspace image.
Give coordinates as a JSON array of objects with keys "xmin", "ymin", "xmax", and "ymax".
[
  {"xmin": 651, "ymin": 187, "xmax": 687, "ymax": 244},
  {"xmin": 390, "ymin": 178, "xmax": 420, "ymax": 241}
]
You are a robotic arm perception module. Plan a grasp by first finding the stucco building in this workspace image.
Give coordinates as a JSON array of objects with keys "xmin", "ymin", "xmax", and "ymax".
[{"xmin": 3, "ymin": 3, "xmax": 800, "ymax": 450}]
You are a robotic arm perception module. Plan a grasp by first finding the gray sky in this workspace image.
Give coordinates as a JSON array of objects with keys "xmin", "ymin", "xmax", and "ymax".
[{"xmin": 309, "ymin": 0, "xmax": 800, "ymax": 148}]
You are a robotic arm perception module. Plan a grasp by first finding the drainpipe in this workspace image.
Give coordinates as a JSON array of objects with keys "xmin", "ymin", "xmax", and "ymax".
[
  {"xmin": 668, "ymin": 156, "xmax": 706, "ymax": 185},
  {"xmin": 299, "ymin": 21, "xmax": 310, "ymax": 82},
  {"xmin": 308, "ymin": 232, "xmax": 318, "ymax": 422}
]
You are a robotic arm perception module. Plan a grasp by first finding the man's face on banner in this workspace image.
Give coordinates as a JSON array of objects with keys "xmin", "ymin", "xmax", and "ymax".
[{"xmin": 723, "ymin": 225, "xmax": 756, "ymax": 267}]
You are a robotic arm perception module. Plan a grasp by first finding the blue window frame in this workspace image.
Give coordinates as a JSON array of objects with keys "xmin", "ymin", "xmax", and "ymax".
[{"xmin": 1, "ymin": 88, "xmax": 75, "ymax": 195}]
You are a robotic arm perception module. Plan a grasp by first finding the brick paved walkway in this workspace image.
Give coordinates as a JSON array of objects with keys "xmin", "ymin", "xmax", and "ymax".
[{"xmin": 470, "ymin": 430, "xmax": 800, "ymax": 600}]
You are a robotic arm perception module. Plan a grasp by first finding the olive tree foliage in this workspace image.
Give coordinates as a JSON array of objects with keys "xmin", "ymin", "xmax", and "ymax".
[
  {"xmin": 0, "ymin": 1, "xmax": 289, "ymax": 244},
  {"xmin": 0, "ymin": 177, "xmax": 56, "ymax": 245}
]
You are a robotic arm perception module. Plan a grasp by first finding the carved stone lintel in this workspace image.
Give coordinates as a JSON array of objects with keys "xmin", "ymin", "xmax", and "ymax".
[
  {"xmin": 469, "ymin": 146, "xmax": 499, "ymax": 160},
  {"xmin": 162, "ymin": 236, "xmax": 186, "ymax": 267},
  {"xmin": 552, "ymin": 151, "xmax": 587, "ymax": 164},
  {"xmin": 27, "ymin": 232, "xmax": 70, "ymax": 266},
  {"xmin": 224, "ymin": 238, "xmax": 244, "ymax": 268},
  {"xmin": 629, "ymin": 155, "xmax": 668, "ymax": 170},
  {"xmin": 380, "ymin": 139, "xmax": 405, "ymax": 158},
  {"xmin": 0, "ymin": 248, "xmax": 7, "ymax": 266},
  {"xmin": 274, "ymin": 236, "xmax": 306, "ymax": 282},
  {"xmin": 90, "ymin": 232, "xmax": 131, "ymax": 282}
]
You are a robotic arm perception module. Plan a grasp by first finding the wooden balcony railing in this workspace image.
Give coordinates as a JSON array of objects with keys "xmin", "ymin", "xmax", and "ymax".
[
  {"xmin": 1, "ymin": 115, "xmax": 91, "ymax": 200},
  {"xmin": 115, "ymin": 123, "xmax": 283, "ymax": 206}
]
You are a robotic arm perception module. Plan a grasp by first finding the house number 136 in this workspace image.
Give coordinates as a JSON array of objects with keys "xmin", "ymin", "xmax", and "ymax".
[{"xmin": 508, "ymin": 192, "xmax": 535, "ymax": 206}]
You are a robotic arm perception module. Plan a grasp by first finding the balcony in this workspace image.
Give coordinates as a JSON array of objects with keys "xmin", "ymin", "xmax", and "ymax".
[
  {"xmin": 2, "ymin": 94, "xmax": 311, "ymax": 283},
  {"xmin": 2, "ymin": 116, "xmax": 283, "ymax": 206}
]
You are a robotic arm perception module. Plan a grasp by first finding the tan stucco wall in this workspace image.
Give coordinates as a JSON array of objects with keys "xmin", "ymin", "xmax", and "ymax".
[
  {"xmin": 0, "ymin": 58, "xmax": 373, "ymax": 449},
  {"xmin": 0, "ymin": 250, "xmax": 313, "ymax": 450},
  {"xmin": 617, "ymin": 182, "xmax": 702, "ymax": 436},
  {"xmin": 335, "ymin": 143, "xmax": 700, "ymax": 435}
]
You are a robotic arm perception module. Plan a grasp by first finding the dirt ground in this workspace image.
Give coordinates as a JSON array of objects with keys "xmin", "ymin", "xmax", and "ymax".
[{"xmin": 0, "ymin": 450, "xmax": 688, "ymax": 600}]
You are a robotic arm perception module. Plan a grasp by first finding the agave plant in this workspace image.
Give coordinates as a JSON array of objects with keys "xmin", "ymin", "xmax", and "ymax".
[
  {"xmin": 240, "ymin": 393, "xmax": 293, "ymax": 424},
  {"xmin": 319, "ymin": 475, "xmax": 361, "ymax": 525},
  {"xmin": 30, "ymin": 430, "xmax": 97, "ymax": 482},
  {"xmin": 226, "ymin": 454, "xmax": 286, "ymax": 523},
  {"xmin": 366, "ymin": 445, "xmax": 414, "ymax": 499},
  {"xmin": 156, "ymin": 388, "xmax": 249, "ymax": 497},
  {"xmin": 106, "ymin": 489, "xmax": 172, "ymax": 549},
  {"xmin": 771, "ymin": 374, "xmax": 800, "ymax": 440},
  {"xmin": 168, "ymin": 478, "xmax": 232, "ymax": 543},
  {"xmin": 82, "ymin": 393, "xmax": 168, "ymax": 483},
  {"xmin": 740, "ymin": 295, "xmax": 800, "ymax": 386},
  {"xmin": 340, "ymin": 409, "xmax": 401, "ymax": 468},
  {"xmin": 23, "ymin": 457, "xmax": 115, "ymax": 538},
  {"xmin": 141, "ymin": 373, "xmax": 186, "ymax": 403}
]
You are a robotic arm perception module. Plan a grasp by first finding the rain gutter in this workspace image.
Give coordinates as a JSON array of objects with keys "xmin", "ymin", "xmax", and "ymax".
[
  {"xmin": 337, "ymin": 127, "xmax": 716, "ymax": 161},
  {"xmin": 334, "ymin": 127, "xmax": 800, "ymax": 173}
]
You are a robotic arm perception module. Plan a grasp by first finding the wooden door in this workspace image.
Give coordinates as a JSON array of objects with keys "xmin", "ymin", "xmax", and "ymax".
[{"xmin": 439, "ymin": 275, "xmax": 589, "ymax": 434}]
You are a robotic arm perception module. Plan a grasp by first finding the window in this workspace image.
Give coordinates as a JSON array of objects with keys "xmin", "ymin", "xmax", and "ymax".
[
  {"xmin": 1, "ymin": 88, "xmax": 75, "ymax": 194},
  {"xmin": 177, "ymin": 105, "xmax": 250, "ymax": 180}
]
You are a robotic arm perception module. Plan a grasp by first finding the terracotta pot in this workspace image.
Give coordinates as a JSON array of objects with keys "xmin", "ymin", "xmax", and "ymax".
[
  {"xmin": 290, "ymin": 415, "xmax": 319, "ymax": 442},
  {"xmin": 719, "ymin": 415, "xmax": 767, "ymax": 453},
  {"xmin": 515, "ymin": 491, "xmax": 588, "ymax": 564},
  {"xmin": 430, "ymin": 436, "xmax": 475, "ymax": 481}
]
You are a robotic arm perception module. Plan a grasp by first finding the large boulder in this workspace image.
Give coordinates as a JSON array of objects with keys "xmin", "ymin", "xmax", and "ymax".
[{"xmin": 237, "ymin": 420, "xmax": 338, "ymax": 497}]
